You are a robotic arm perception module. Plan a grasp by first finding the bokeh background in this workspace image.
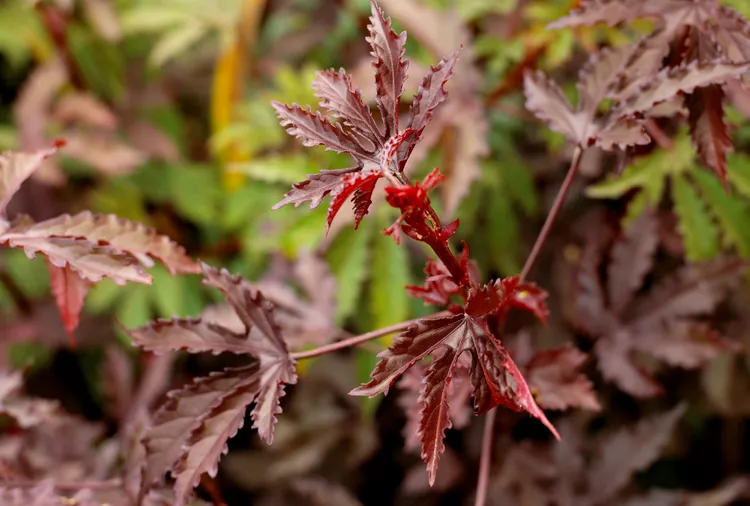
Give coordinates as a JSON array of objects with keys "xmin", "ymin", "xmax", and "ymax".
[{"xmin": 4, "ymin": 0, "xmax": 750, "ymax": 505}]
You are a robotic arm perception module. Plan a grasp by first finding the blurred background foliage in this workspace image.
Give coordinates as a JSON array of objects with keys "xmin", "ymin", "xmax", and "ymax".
[
  {"xmin": 3, "ymin": 0, "xmax": 750, "ymax": 392},
  {"xmin": 4, "ymin": 1, "xmax": 750, "ymax": 501}
]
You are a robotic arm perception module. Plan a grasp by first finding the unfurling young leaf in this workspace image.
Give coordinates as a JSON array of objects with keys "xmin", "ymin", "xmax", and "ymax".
[
  {"xmin": 127, "ymin": 264, "xmax": 297, "ymax": 503},
  {"xmin": 272, "ymin": 0, "xmax": 460, "ymax": 230}
]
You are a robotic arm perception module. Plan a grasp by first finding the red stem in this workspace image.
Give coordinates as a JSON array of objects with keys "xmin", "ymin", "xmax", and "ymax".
[
  {"xmin": 290, "ymin": 311, "xmax": 451, "ymax": 360},
  {"xmin": 474, "ymin": 146, "xmax": 583, "ymax": 506},
  {"xmin": 473, "ymin": 408, "xmax": 496, "ymax": 506},
  {"xmin": 520, "ymin": 146, "xmax": 583, "ymax": 281}
]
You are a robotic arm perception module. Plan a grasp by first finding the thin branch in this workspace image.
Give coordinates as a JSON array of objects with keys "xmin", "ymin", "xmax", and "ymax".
[
  {"xmin": 290, "ymin": 311, "xmax": 452, "ymax": 360},
  {"xmin": 520, "ymin": 146, "xmax": 584, "ymax": 281},
  {"xmin": 473, "ymin": 408, "xmax": 496, "ymax": 506},
  {"xmin": 474, "ymin": 147, "xmax": 585, "ymax": 506}
]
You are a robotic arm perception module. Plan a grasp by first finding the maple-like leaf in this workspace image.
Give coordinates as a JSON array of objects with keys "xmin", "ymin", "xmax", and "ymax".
[
  {"xmin": 273, "ymin": 0, "xmax": 460, "ymax": 229},
  {"xmin": 403, "ymin": 49, "xmax": 462, "ymax": 156},
  {"xmin": 575, "ymin": 213, "xmax": 744, "ymax": 397},
  {"xmin": 351, "ymin": 306, "xmax": 559, "ymax": 483},
  {"xmin": 138, "ymin": 364, "xmax": 259, "ymax": 501},
  {"xmin": 525, "ymin": 346, "xmax": 601, "ymax": 411},
  {"xmin": 326, "ymin": 171, "xmax": 382, "ymax": 231},
  {"xmin": 607, "ymin": 210, "xmax": 659, "ymax": 316},
  {"xmin": 687, "ymin": 84, "xmax": 732, "ymax": 189},
  {"xmin": 0, "ymin": 144, "xmax": 61, "ymax": 220},
  {"xmin": 130, "ymin": 264, "xmax": 297, "ymax": 444},
  {"xmin": 312, "ymin": 69, "xmax": 383, "ymax": 146},
  {"xmin": 547, "ymin": 0, "xmax": 659, "ymax": 29},
  {"xmin": 171, "ymin": 369, "xmax": 261, "ymax": 506},
  {"xmin": 523, "ymin": 68, "xmax": 650, "ymax": 151},
  {"xmin": 398, "ymin": 359, "xmax": 472, "ymax": 452},
  {"xmin": 48, "ymin": 264, "xmax": 92, "ymax": 345},
  {"xmin": 367, "ymin": 0, "xmax": 408, "ymax": 137},
  {"xmin": 129, "ymin": 264, "xmax": 297, "ymax": 501},
  {"xmin": 615, "ymin": 61, "xmax": 750, "ymax": 118},
  {"xmin": 272, "ymin": 103, "xmax": 375, "ymax": 159},
  {"xmin": 1, "ymin": 211, "xmax": 197, "ymax": 338},
  {"xmin": 0, "ymin": 233, "xmax": 148, "ymax": 285},
  {"xmin": 586, "ymin": 404, "xmax": 687, "ymax": 503}
]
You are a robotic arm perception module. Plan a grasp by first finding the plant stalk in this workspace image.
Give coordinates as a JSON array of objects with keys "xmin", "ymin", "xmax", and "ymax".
[
  {"xmin": 520, "ymin": 146, "xmax": 583, "ymax": 281},
  {"xmin": 474, "ymin": 146, "xmax": 584, "ymax": 506},
  {"xmin": 290, "ymin": 311, "xmax": 451, "ymax": 360}
]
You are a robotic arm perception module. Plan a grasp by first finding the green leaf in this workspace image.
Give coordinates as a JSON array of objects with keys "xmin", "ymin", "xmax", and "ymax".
[
  {"xmin": 230, "ymin": 155, "xmax": 318, "ymax": 185},
  {"xmin": 120, "ymin": 6, "xmax": 190, "ymax": 33},
  {"xmin": 118, "ymin": 286, "xmax": 151, "ymax": 328},
  {"xmin": 672, "ymin": 175, "xmax": 720, "ymax": 261},
  {"xmin": 587, "ymin": 134, "xmax": 693, "ymax": 201},
  {"xmin": 691, "ymin": 169, "xmax": 750, "ymax": 256},
  {"xmin": 486, "ymin": 185, "xmax": 523, "ymax": 274},
  {"xmin": 8, "ymin": 342, "xmax": 51, "ymax": 372},
  {"xmin": 370, "ymin": 211, "xmax": 411, "ymax": 331},
  {"xmin": 85, "ymin": 278, "xmax": 124, "ymax": 313},
  {"xmin": 168, "ymin": 164, "xmax": 221, "ymax": 225},
  {"xmin": 355, "ymin": 348, "xmax": 383, "ymax": 417},
  {"xmin": 498, "ymin": 154, "xmax": 538, "ymax": 216},
  {"xmin": 727, "ymin": 152, "xmax": 750, "ymax": 200},
  {"xmin": 67, "ymin": 23, "xmax": 125, "ymax": 100},
  {"xmin": 622, "ymin": 191, "xmax": 654, "ymax": 227},
  {"xmin": 149, "ymin": 22, "xmax": 207, "ymax": 67},
  {"xmin": 326, "ymin": 224, "xmax": 372, "ymax": 325},
  {"xmin": 4, "ymin": 249, "xmax": 49, "ymax": 298}
]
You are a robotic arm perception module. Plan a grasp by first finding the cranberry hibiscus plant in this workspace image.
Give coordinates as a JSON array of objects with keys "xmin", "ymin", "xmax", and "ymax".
[{"xmin": 3, "ymin": 0, "xmax": 750, "ymax": 505}]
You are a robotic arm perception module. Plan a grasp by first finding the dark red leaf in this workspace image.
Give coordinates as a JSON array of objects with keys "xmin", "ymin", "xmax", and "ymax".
[
  {"xmin": 687, "ymin": 84, "xmax": 732, "ymax": 190},
  {"xmin": 526, "ymin": 346, "xmax": 601, "ymax": 411},
  {"xmin": 272, "ymin": 102, "xmax": 374, "ymax": 159},
  {"xmin": 325, "ymin": 171, "xmax": 382, "ymax": 231},
  {"xmin": 48, "ymin": 263, "xmax": 91, "ymax": 346},
  {"xmin": 418, "ymin": 349, "xmax": 456, "ymax": 486},
  {"xmin": 408, "ymin": 49, "xmax": 461, "ymax": 142},
  {"xmin": 273, "ymin": 169, "xmax": 355, "ymax": 211},
  {"xmin": 607, "ymin": 210, "xmax": 659, "ymax": 315},
  {"xmin": 312, "ymin": 68, "xmax": 382, "ymax": 146},
  {"xmin": 351, "ymin": 312, "xmax": 558, "ymax": 437},
  {"xmin": 367, "ymin": 0, "xmax": 409, "ymax": 137}
]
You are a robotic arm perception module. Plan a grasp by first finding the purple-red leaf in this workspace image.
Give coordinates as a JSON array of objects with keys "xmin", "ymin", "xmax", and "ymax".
[
  {"xmin": 408, "ymin": 49, "xmax": 461, "ymax": 140},
  {"xmin": 48, "ymin": 263, "xmax": 91, "ymax": 346},
  {"xmin": 139, "ymin": 364, "xmax": 259, "ymax": 494},
  {"xmin": 687, "ymin": 84, "xmax": 732, "ymax": 190},
  {"xmin": 272, "ymin": 170, "xmax": 355, "ymax": 211},
  {"xmin": 587, "ymin": 403, "xmax": 687, "ymax": 503},
  {"xmin": 607, "ymin": 210, "xmax": 659, "ymax": 316},
  {"xmin": 523, "ymin": 71, "xmax": 582, "ymax": 143},
  {"xmin": 0, "ymin": 145, "xmax": 61, "ymax": 219},
  {"xmin": 633, "ymin": 321, "xmax": 740, "ymax": 369},
  {"xmin": 526, "ymin": 347, "xmax": 601, "ymax": 411},
  {"xmin": 172, "ymin": 372, "xmax": 261, "ymax": 506},
  {"xmin": 325, "ymin": 171, "xmax": 382, "ymax": 231},
  {"xmin": 272, "ymin": 102, "xmax": 373, "ymax": 159},
  {"xmin": 351, "ymin": 312, "xmax": 558, "ymax": 437},
  {"xmin": 418, "ymin": 350, "xmax": 456, "ymax": 486},
  {"xmin": 313, "ymin": 69, "xmax": 382, "ymax": 147},
  {"xmin": 12, "ymin": 211, "xmax": 199, "ymax": 274},
  {"xmin": 470, "ymin": 326, "xmax": 560, "ymax": 438},
  {"xmin": 367, "ymin": 0, "xmax": 408, "ymax": 137},
  {"xmin": 615, "ymin": 61, "xmax": 750, "ymax": 118}
]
